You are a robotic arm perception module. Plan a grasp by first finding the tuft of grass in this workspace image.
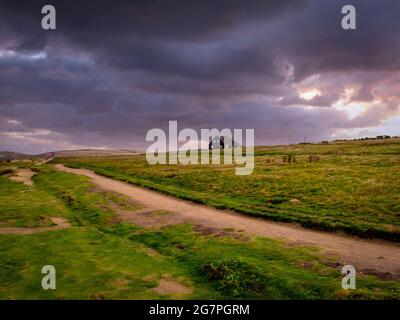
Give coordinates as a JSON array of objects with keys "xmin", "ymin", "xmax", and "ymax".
[{"xmin": 201, "ymin": 259, "xmax": 266, "ymax": 298}]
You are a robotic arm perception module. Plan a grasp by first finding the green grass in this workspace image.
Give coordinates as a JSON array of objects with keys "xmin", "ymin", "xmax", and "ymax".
[
  {"xmin": 55, "ymin": 138, "xmax": 400, "ymax": 241},
  {"xmin": 1, "ymin": 162, "xmax": 399, "ymax": 299},
  {"xmin": 0, "ymin": 172, "xmax": 69, "ymax": 228},
  {"xmin": 128, "ymin": 224, "xmax": 400, "ymax": 299}
]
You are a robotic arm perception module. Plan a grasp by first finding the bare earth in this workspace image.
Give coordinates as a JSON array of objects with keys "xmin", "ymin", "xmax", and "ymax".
[
  {"xmin": 55, "ymin": 164, "xmax": 400, "ymax": 278},
  {"xmin": 152, "ymin": 278, "xmax": 193, "ymax": 295},
  {"xmin": 0, "ymin": 217, "xmax": 70, "ymax": 234},
  {"xmin": 9, "ymin": 169, "xmax": 36, "ymax": 186}
]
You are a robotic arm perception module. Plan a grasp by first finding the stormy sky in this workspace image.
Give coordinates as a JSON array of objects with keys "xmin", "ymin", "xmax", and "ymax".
[{"xmin": 1, "ymin": 0, "xmax": 400, "ymax": 154}]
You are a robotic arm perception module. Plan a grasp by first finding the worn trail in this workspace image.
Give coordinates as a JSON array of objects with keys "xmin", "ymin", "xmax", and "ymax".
[
  {"xmin": 0, "ymin": 217, "xmax": 70, "ymax": 235},
  {"xmin": 55, "ymin": 164, "xmax": 400, "ymax": 278}
]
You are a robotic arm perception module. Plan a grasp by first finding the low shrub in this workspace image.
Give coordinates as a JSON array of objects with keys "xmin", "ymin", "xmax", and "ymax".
[{"xmin": 201, "ymin": 259, "xmax": 266, "ymax": 297}]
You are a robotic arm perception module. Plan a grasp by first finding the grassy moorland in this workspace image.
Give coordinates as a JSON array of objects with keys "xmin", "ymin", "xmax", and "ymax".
[
  {"xmin": 56, "ymin": 138, "xmax": 400, "ymax": 241},
  {"xmin": 0, "ymin": 163, "xmax": 399, "ymax": 299}
]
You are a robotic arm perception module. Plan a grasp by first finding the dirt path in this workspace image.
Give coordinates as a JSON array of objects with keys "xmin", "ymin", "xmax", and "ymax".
[
  {"xmin": 9, "ymin": 168, "xmax": 36, "ymax": 186},
  {"xmin": 0, "ymin": 217, "xmax": 70, "ymax": 235},
  {"xmin": 55, "ymin": 164, "xmax": 400, "ymax": 278}
]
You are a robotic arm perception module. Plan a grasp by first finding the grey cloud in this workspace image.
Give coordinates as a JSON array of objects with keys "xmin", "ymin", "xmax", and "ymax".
[{"xmin": 0, "ymin": 0, "xmax": 399, "ymax": 153}]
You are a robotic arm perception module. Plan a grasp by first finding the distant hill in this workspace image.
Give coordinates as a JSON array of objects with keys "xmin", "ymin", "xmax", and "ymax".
[
  {"xmin": 0, "ymin": 151, "xmax": 34, "ymax": 160},
  {"xmin": 0, "ymin": 149, "xmax": 143, "ymax": 161},
  {"xmin": 52, "ymin": 149, "xmax": 143, "ymax": 158}
]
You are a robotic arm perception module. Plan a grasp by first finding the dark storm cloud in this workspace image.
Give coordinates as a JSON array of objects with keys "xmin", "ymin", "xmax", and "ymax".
[
  {"xmin": 278, "ymin": 0, "xmax": 400, "ymax": 80},
  {"xmin": 0, "ymin": 0, "xmax": 306, "ymax": 44},
  {"xmin": 0, "ymin": 0, "xmax": 399, "ymax": 153}
]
